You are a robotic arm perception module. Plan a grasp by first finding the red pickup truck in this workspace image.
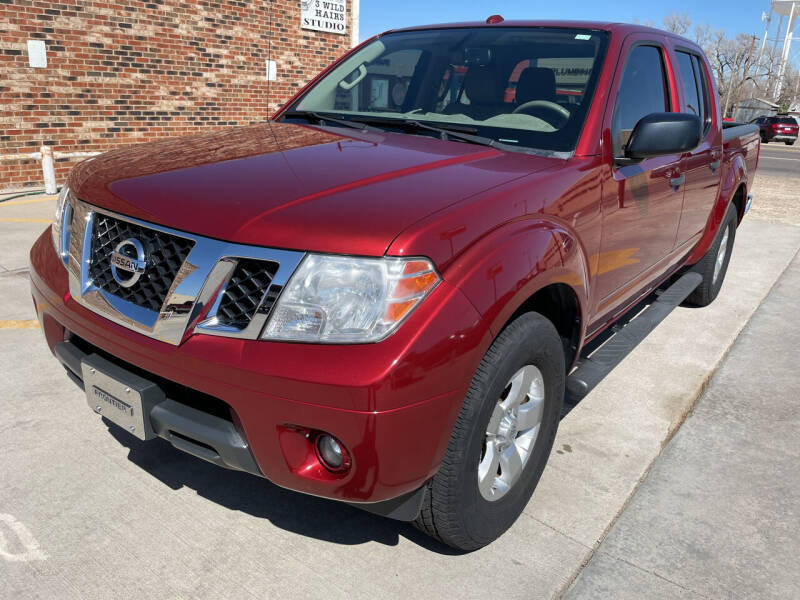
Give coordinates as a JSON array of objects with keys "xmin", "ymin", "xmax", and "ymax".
[{"xmin": 30, "ymin": 19, "xmax": 759, "ymax": 550}]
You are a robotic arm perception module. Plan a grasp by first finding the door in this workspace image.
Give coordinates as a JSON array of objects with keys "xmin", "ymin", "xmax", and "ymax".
[
  {"xmin": 673, "ymin": 49, "xmax": 721, "ymax": 246},
  {"xmin": 595, "ymin": 41, "xmax": 685, "ymax": 312}
]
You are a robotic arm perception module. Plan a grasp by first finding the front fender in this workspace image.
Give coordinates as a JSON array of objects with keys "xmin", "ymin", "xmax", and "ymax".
[{"xmin": 443, "ymin": 219, "xmax": 589, "ymax": 339}]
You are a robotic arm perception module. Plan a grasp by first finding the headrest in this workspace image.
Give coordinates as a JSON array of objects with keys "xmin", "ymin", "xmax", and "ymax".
[
  {"xmin": 516, "ymin": 67, "xmax": 557, "ymax": 104},
  {"xmin": 464, "ymin": 68, "xmax": 502, "ymax": 105}
]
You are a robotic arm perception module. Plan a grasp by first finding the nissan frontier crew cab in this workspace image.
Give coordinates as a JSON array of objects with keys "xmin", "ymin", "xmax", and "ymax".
[{"xmin": 30, "ymin": 18, "xmax": 760, "ymax": 551}]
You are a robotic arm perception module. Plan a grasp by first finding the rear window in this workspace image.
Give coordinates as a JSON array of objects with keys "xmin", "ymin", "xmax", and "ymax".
[
  {"xmin": 505, "ymin": 58, "xmax": 595, "ymax": 106},
  {"xmin": 771, "ymin": 117, "xmax": 797, "ymax": 124}
]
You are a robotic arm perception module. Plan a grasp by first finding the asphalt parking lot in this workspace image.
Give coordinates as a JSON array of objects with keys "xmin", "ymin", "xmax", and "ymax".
[{"xmin": 1, "ymin": 147, "xmax": 799, "ymax": 598}]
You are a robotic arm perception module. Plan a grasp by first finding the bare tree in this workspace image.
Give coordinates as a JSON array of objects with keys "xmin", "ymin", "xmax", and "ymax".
[
  {"xmin": 693, "ymin": 23, "xmax": 712, "ymax": 46},
  {"xmin": 630, "ymin": 12, "xmax": 799, "ymax": 114},
  {"xmin": 663, "ymin": 12, "xmax": 691, "ymax": 35},
  {"xmin": 632, "ymin": 17, "xmax": 656, "ymax": 28}
]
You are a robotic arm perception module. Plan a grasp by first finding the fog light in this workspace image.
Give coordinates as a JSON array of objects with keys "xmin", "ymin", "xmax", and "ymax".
[{"xmin": 316, "ymin": 434, "xmax": 349, "ymax": 472}]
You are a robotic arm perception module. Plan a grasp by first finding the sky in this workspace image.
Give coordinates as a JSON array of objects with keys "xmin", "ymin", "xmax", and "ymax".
[{"xmin": 359, "ymin": 0, "xmax": 786, "ymax": 45}]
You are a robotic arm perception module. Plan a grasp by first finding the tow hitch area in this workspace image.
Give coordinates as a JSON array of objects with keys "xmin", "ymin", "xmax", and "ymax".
[{"xmin": 567, "ymin": 272, "xmax": 703, "ymax": 402}]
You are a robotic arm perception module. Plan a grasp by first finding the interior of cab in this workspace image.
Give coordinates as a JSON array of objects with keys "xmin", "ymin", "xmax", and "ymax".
[{"xmin": 292, "ymin": 27, "xmax": 609, "ymax": 153}]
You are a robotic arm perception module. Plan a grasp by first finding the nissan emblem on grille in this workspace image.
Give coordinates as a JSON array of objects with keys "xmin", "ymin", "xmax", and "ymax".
[{"xmin": 110, "ymin": 238, "xmax": 147, "ymax": 288}]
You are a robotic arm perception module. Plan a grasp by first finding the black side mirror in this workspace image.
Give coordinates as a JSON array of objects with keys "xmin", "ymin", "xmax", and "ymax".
[{"xmin": 617, "ymin": 113, "xmax": 702, "ymax": 165}]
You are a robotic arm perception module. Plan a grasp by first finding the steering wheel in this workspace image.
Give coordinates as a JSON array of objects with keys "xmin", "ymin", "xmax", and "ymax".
[{"xmin": 512, "ymin": 100, "xmax": 570, "ymax": 125}]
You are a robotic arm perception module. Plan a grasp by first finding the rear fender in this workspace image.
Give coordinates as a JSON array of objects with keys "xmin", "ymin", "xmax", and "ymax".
[
  {"xmin": 685, "ymin": 152, "xmax": 746, "ymax": 264},
  {"xmin": 444, "ymin": 219, "xmax": 589, "ymax": 341}
]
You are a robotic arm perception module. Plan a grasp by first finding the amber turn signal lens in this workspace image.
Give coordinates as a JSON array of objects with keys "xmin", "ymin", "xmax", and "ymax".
[
  {"xmin": 385, "ymin": 299, "xmax": 417, "ymax": 322},
  {"xmin": 393, "ymin": 271, "xmax": 438, "ymax": 298},
  {"xmin": 384, "ymin": 260, "xmax": 440, "ymax": 324}
]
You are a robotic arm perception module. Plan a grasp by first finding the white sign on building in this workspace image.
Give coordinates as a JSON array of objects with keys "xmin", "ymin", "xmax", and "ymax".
[{"xmin": 301, "ymin": 0, "xmax": 347, "ymax": 36}]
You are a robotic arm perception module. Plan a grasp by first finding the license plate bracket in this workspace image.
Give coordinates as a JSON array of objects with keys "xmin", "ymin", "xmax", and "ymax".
[{"xmin": 81, "ymin": 354, "xmax": 165, "ymax": 441}]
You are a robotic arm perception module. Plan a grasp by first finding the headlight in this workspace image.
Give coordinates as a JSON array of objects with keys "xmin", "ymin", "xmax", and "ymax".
[
  {"xmin": 52, "ymin": 185, "xmax": 73, "ymax": 265},
  {"xmin": 262, "ymin": 254, "xmax": 440, "ymax": 343}
]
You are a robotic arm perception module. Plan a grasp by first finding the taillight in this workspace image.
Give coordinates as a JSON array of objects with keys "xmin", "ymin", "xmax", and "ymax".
[{"xmin": 771, "ymin": 123, "xmax": 781, "ymax": 129}]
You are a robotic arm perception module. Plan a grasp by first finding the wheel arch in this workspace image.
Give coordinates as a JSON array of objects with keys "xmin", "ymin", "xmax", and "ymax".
[
  {"xmin": 445, "ymin": 218, "xmax": 590, "ymax": 371},
  {"xmin": 730, "ymin": 182, "xmax": 747, "ymax": 224},
  {"xmin": 685, "ymin": 153, "xmax": 748, "ymax": 265},
  {"xmin": 501, "ymin": 283, "xmax": 583, "ymax": 370}
]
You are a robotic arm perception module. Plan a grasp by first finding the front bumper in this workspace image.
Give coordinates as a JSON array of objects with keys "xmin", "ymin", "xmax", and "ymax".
[{"xmin": 30, "ymin": 229, "xmax": 491, "ymax": 506}]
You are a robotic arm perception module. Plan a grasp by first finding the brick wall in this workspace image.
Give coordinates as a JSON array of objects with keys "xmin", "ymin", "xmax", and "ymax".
[{"xmin": 0, "ymin": 0, "xmax": 353, "ymax": 190}]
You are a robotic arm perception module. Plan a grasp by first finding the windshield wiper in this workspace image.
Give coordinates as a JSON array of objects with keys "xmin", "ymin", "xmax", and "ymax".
[
  {"xmin": 282, "ymin": 110, "xmax": 382, "ymax": 132},
  {"xmin": 347, "ymin": 116, "xmax": 503, "ymax": 150}
]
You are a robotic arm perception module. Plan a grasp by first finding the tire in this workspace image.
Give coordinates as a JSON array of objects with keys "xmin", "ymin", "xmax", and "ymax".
[
  {"xmin": 686, "ymin": 203, "xmax": 737, "ymax": 307},
  {"xmin": 414, "ymin": 312, "xmax": 565, "ymax": 551},
  {"xmin": 786, "ymin": 141, "xmax": 795, "ymax": 146}
]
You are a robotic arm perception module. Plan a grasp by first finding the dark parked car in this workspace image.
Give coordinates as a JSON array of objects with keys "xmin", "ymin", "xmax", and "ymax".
[{"xmin": 751, "ymin": 115, "xmax": 798, "ymax": 145}]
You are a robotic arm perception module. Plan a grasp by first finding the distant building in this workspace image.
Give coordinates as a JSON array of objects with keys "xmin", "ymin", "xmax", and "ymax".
[
  {"xmin": 1, "ymin": 0, "xmax": 356, "ymax": 190},
  {"xmin": 733, "ymin": 98, "xmax": 780, "ymax": 122}
]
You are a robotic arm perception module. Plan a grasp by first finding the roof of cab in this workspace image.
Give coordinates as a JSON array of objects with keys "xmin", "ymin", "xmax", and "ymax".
[{"xmin": 388, "ymin": 20, "xmax": 691, "ymax": 42}]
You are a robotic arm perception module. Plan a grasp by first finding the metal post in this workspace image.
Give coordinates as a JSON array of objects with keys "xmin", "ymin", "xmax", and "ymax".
[{"xmin": 40, "ymin": 145, "xmax": 57, "ymax": 195}]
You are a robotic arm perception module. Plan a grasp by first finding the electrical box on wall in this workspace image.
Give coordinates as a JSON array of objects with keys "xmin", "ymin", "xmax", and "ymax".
[
  {"xmin": 27, "ymin": 40, "xmax": 47, "ymax": 68},
  {"xmin": 266, "ymin": 59, "xmax": 277, "ymax": 82}
]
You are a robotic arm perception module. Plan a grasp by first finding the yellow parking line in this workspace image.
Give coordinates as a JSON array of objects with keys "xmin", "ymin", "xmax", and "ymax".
[
  {"xmin": 0, "ymin": 320, "xmax": 40, "ymax": 330},
  {"xmin": 0, "ymin": 218, "xmax": 52, "ymax": 223},
  {"xmin": 0, "ymin": 196, "xmax": 57, "ymax": 207}
]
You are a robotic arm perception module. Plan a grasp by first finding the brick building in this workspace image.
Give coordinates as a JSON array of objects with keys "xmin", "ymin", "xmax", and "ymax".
[{"xmin": 0, "ymin": 0, "xmax": 357, "ymax": 190}]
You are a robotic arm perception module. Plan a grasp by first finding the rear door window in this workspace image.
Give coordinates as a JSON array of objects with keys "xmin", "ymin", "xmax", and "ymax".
[
  {"xmin": 612, "ymin": 45, "xmax": 670, "ymax": 155},
  {"xmin": 675, "ymin": 53, "xmax": 701, "ymax": 118},
  {"xmin": 691, "ymin": 54, "xmax": 711, "ymax": 132},
  {"xmin": 675, "ymin": 51, "xmax": 711, "ymax": 136}
]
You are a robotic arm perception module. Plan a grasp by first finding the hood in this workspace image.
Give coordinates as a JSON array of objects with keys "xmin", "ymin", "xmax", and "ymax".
[{"xmin": 70, "ymin": 122, "xmax": 561, "ymax": 256}]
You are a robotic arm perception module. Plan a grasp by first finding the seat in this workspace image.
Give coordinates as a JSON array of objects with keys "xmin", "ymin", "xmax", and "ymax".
[
  {"xmin": 443, "ymin": 67, "xmax": 506, "ymax": 121},
  {"xmin": 515, "ymin": 67, "xmax": 557, "ymax": 104},
  {"xmin": 514, "ymin": 66, "xmax": 568, "ymax": 127}
]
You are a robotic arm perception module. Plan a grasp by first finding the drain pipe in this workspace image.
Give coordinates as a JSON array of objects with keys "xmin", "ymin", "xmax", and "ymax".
[{"xmin": 0, "ymin": 147, "xmax": 100, "ymax": 194}]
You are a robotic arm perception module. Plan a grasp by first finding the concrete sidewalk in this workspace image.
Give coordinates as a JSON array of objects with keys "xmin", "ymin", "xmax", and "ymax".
[{"xmin": 567, "ymin": 251, "xmax": 800, "ymax": 599}]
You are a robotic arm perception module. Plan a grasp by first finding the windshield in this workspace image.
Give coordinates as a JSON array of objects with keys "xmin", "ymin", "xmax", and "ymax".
[{"xmin": 286, "ymin": 27, "xmax": 609, "ymax": 154}]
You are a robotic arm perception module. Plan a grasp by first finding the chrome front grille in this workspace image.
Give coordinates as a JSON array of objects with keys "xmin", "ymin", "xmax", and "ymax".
[
  {"xmin": 65, "ymin": 198, "xmax": 305, "ymax": 345},
  {"xmin": 215, "ymin": 258, "xmax": 280, "ymax": 328},
  {"xmin": 89, "ymin": 213, "xmax": 195, "ymax": 313}
]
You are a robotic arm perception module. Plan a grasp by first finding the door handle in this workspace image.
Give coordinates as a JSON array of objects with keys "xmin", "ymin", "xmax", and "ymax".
[
  {"xmin": 669, "ymin": 173, "xmax": 685, "ymax": 188},
  {"xmin": 709, "ymin": 160, "xmax": 721, "ymax": 171}
]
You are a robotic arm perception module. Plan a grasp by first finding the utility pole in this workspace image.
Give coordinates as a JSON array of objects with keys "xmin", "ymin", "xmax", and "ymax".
[
  {"xmin": 776, "ymin": 2, "xmax": 797, "ymax": 97},
  {"xmin": 756, "ymin": 10, "xmax": 772, "ymax": 75}
]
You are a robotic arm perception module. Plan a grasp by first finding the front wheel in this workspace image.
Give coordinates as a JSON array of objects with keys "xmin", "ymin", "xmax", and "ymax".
[
  {"xmin": 686, "ymin": 203, "xmax": 738, "ymax": 307},
  {"xmin": 414, "ymin": 312, "xmax": 565, "ymax": 551}
]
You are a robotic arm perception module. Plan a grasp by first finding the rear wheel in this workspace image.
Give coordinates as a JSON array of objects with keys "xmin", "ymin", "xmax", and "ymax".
[
  {"xmin": 686, "ymin": 203, "xmax": 737, "ymax": 307},
  {"xmin": 414, "ymin": 312, "xmax": 564, "ymax": 551},
  {"xmin": 786, "ymin": 141, "xmax": 795, "ymax": 146}
]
